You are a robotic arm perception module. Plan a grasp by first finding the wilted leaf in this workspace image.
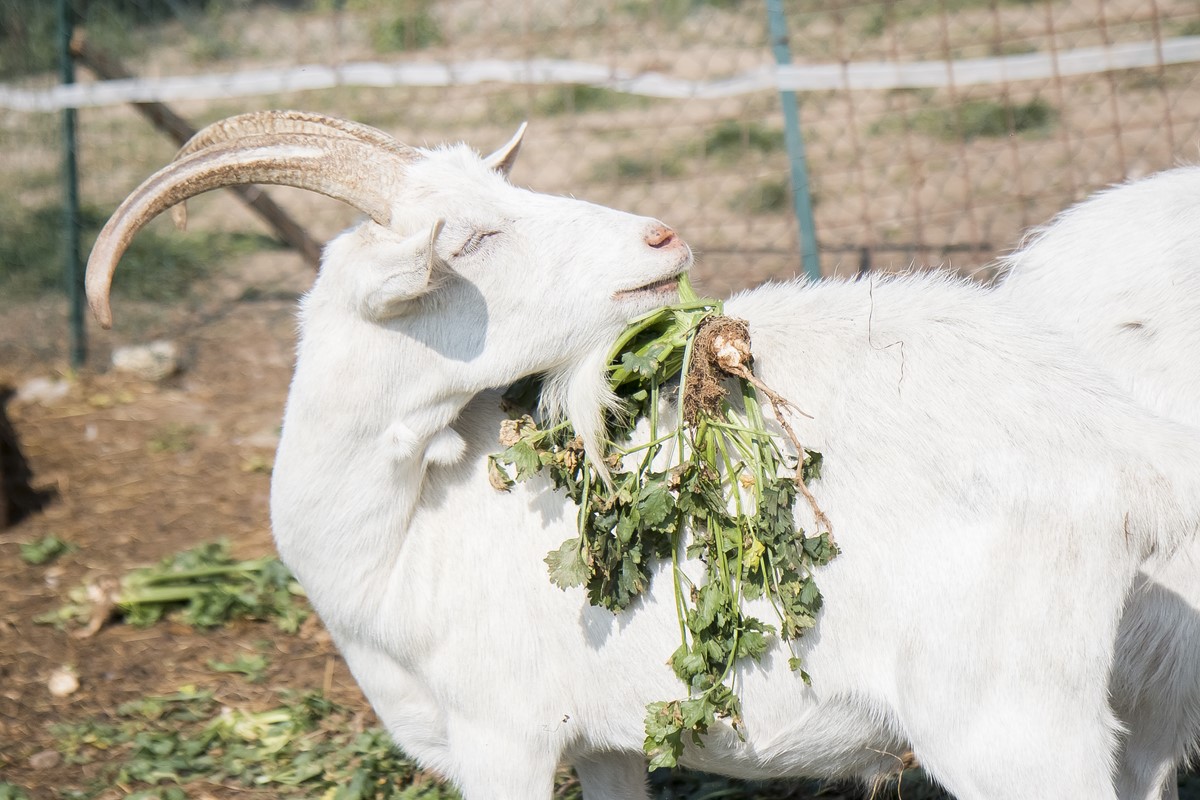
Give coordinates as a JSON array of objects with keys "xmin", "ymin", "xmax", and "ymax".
[{"xmin": 487, "ymin": 455, "xmax": 514, "ymax": 492}]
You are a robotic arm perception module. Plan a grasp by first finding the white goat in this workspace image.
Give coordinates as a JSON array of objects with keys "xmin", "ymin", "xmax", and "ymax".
[
  {"xmin": 998, "ymin": 166, "xmax": 1200, "ymax": 800},
  {"xmin": 86, "ymin": 113, "xmax": 1200, "ymax": 800}
]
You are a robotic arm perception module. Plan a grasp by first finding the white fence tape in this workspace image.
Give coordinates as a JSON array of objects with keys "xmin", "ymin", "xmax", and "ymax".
[{"xmin": 3, "ymin": 37, "xmax": 1198, "ymax": 112}]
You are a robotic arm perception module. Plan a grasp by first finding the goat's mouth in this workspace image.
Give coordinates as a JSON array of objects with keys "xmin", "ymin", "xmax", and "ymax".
[{"xmin": 613, "ymin": 274, "xmax": 682, "ymax": 301}]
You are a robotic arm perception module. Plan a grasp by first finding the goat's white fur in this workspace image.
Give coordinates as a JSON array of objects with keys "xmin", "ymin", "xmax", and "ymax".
[
  {"xmin": 998, "ymin": 166, "xmax": 1200, "ymax": 800},
  {"xmin": 260, "ymin": 139, "xmax": 1200, "ymax": 799}
]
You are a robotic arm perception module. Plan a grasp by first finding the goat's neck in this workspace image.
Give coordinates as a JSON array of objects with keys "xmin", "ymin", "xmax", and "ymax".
[{"xmin": 271, "ymin": 303, "xmax": 499, "ymax": 638}]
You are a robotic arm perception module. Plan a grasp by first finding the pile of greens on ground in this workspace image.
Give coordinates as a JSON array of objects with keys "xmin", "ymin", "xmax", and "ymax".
[
  {"xmin": 491, "ymin": 276, "xmax": 837, "ymax": 768},
  {"xmin": 35, "ymin": 540, "xmax": 308, "ymax": 635},
  {"xmin": 51, "ymin": 686, "xmax": 450, "ymax": 800}
]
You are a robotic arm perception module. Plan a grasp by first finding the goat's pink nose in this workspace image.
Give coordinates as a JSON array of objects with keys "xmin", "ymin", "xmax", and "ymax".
[{"xmin": 645, "ymin": 224, "xmax": 678, "ymax": 249}]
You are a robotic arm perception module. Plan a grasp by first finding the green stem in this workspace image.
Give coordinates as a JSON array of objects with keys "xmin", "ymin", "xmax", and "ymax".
[
  {"xmin": 615, "ymin": 430, "xmax": 683, "ymax": 457},
  {"xmin": 127, "ymin": 560, "xmax": 272, "ymax": 587}
]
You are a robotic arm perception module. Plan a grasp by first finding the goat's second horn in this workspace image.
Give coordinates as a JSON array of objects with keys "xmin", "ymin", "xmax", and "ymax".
[{"xmin": 87, "ymin": 133, "xmax": 414, "ymax": 328}]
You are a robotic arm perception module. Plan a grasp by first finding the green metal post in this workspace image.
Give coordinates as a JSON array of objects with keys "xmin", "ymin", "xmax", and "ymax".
[
  {"xmin": 58, "ymin": 0, "xmax": 86, "ymax": 367},
  {"xmin": 764, "ymin": 0, "xmax": 820, "ymax": 280}
]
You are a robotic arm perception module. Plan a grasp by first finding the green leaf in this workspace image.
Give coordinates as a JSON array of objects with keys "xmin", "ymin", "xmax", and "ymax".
[
  {"xmin": 679, "ymin": 696, "xmax": 714, "ymax": 732},
  {"xmin": 620, "ymin": 350, "xmax": 659, "ymax": 380},
  {"xmin": 545, "ymin": 537, "xmax": 588, "ymax": 589},
  {"xmin": 802, "ymin": 450, "xmax": 824, "ymax": 482},
  {"xmin": 802, "ymin": 532, "xmax": 839, "ymax": 565},
  {"xmin": 637, "ymin": 480, "xmax": 675, "ymax": 529},
  {"xmin": 644, "ymin": 701, "xmax": 685, "ymax": 770},
  {"xmin": 738, "ymin": 628, "xmax": 769, "ymax": 661},
  {"xmin": 670, "ymin": 645, "xmax": 707, "ymax": 682},
  {"xmin": 501, "ymin": 439, "xmax": 543, "ymax": 481},
  {"xmin": 689, "ymin": 583, "xmax": 725, "ymax": 631}
]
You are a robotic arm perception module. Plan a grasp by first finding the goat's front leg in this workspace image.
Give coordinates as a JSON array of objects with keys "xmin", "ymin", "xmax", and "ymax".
[
  {"xmin": 446, "ymin": 722, "xmax": 559, "ymax": 800},
  {"xmin": 573, "ymin": 751, "xmax": 651, "ymax": 800}
]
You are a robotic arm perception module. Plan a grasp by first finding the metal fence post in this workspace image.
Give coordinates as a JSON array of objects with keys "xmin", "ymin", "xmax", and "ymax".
[
  {"xmin": 764, "ymin": 0, "xmax": 821, "ymax": 280},
  {"xmin": 58, "ymin": 0, "xmax": 86, "ymax": 368}
]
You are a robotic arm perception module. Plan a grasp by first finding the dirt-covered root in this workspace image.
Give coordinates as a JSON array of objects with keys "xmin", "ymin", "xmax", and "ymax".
[{"xmin": 684, "ymin": 315, "xmax": 752, "ymax": 425}]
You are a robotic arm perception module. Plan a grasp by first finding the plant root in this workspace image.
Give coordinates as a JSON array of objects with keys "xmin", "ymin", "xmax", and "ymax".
[{"xmin": 688, "ymin": 315, "xmax": 834, "ymax": 542}]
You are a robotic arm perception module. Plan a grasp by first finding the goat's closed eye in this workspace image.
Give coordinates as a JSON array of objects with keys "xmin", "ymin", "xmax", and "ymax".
[{"xmin": 453, "ymin": 230, "xmax": 500, "ymax": 258}]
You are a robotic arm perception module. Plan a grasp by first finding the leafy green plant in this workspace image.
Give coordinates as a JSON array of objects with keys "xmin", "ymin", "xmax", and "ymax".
[
  {"xmin": 19, "ymin": 534, "xmax": 73, "ymax": 565},
  {"xmin": 492, "ymin": 276, "xmax": 836, "ymax": 768},
  {"xmin": 37, "ymin": 540, "xmax": 308, "ymax": 633}
]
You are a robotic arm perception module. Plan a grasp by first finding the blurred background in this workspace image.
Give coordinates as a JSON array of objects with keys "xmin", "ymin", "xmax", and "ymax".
[
  {"xmin": 2, "ymin": 0, "xmax": 1199, "ymax": 367},
  {"xmin": 3, "ymin": 3, "xmax": 1200, "ymax": 798}
]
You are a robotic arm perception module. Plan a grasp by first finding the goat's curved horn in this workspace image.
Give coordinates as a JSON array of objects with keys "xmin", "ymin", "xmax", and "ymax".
[
  {"xmin": 87, "ymin": 133, "xmax": 415, "ymax": 329},
  {"xmin": 176, "ymin": 110, "xmax": 408, "ymax": 159},
  {"xmin": 171, "ymin": 111, "xmax": 412, "ymax": 229},
  {"xmin": 482, "ymin": 122, "xmax": 527, "ymax": 176}
]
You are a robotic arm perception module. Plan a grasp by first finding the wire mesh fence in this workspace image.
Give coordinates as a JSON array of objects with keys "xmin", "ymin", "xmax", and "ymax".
[{"xmin": 1, "ymin": 0, "xmax": 1199, "ymax": 337}]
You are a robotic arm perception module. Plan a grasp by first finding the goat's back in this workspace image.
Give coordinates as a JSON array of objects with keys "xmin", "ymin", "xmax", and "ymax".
[{"xmin": 998, "ymin": 166, "xmax": 1200, "ymax": 427}]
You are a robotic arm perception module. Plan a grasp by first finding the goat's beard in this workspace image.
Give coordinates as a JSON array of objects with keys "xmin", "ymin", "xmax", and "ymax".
[{"xmin": 539, "ymin": 342, "xmax": 621, "ymax": 484}]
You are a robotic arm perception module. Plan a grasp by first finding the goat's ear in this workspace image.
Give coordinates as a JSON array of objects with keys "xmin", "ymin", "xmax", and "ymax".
[
  {"xmin": 361, "ymin": 219, "xmax": 445, "ymax": 321},
  {"xmin": 482, "ymin": 122, "xmax": 527, "ymax": 176}
]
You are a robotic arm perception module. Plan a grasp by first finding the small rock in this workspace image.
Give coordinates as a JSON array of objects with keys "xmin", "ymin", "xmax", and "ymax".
[
  {"xmin": 43, "ymin": 564, "xmax": 64, "ymax": 589},
  {"xmin": 47, "ymin": 666, "xmax": 79, "ymax": 697},
  {"xmin": 112, "ymin": 340, "xmax": 180, "ymax": 381},
  {"xmin": 29, "ymin": 749, "xmax": 61, "ymax": 770},
  {"xmin": 15, "ymin": 377, "xmax": 71, "ymax": 407}
]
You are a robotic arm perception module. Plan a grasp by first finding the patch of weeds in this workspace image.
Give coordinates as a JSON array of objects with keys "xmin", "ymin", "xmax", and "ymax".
[
  {"xmin": 702, "ymin": 120, "xmax": 786, "ymax": 160},
  {"xmin": 52, "ymin": 687, "xmax": 460, "ymax": 799},
  {"xmin": 36, "ymin": 540, "xmax": 309, "ymax": 633},
  {"xmin": 19, "ymin": 534, "xmax": 73, "ymax": 565},
  {"xmin": 593, "ymin": 154, "xmax": 684, "ymax": 182},
  {"xmin": 147, "ymin": 423, "xmax": 201, "ymax": 455},
  {"xmin": 372, "ymin": 3, "xmax": 442, "ymax": 53},
  {"xmin": 207, "ymin": 652, "xmax": 269, "ymax": 683},
  {"xmin": 730, "ymin": 178, "xmax": 793, "ymax": 214},
  {"xmin": 535, "ymin": 85, "xmax": 647, "ymax": 116},
  {"xmin": 1179, "ymin": 19, "xmax": 1200, "ymax": 37},
  {"xmin": 0, "ymin": 201, "xmax": 278, "ymax": 302},
  {"xmin": 875, "ymin": 98, "xmax": 1057, "ymax": 141}
]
